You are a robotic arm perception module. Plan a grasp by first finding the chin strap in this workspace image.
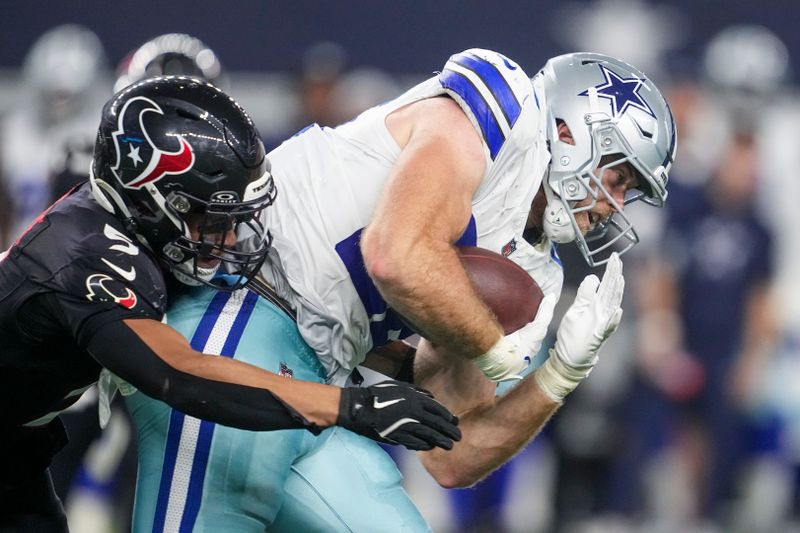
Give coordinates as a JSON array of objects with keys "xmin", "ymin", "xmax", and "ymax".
[
  {"xmin": 89, "ymin": 165, "xmax": 129, "ymax": 217},
  {"xmin": 89, "ymin": 166, "xmax": 152, "ymax": 250}
]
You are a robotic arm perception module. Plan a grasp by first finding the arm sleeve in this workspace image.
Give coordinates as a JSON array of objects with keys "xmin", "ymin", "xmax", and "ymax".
[{"xmin": 86, "ymin": 319, "xmax": 322, "ymax": 433}]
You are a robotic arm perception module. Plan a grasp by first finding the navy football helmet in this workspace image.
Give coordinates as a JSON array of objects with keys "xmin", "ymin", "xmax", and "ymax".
[{"xmin": 91, "ymin": 76, "xmax": 275, "ymax": 289}]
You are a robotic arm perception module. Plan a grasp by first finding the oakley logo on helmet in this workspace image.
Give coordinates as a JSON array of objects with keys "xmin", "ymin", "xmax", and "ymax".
[
  {"xmin": 579, "ymin": 64, "xmax": 655, "ymax": 119},
  {"xmin": 209, "ymin": 191, "xmax": 240, "ymax": 204},
  {"xmin": 111, "ymin": 96, "xmax": 195, "ymax": 189},
  {"xmin": 85, "ymin": 273, "xmax": 138, "ymax": 309}
]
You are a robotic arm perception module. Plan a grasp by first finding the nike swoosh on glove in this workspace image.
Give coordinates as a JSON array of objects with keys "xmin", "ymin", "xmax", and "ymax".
[{"xmin": 337, "ymin": 380, "xmax": 462, "ymax": 451}]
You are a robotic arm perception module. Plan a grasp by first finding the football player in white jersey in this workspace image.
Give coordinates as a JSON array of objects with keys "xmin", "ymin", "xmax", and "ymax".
[{"xmin": 249, "ymin": 48, "xmax": 676, "ymax": 487}]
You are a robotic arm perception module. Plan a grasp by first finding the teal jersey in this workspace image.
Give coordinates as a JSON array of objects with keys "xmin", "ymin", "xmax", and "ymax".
[{"xmin": 127, "ymin": 284, "xmax": 428, "ymax": 532}]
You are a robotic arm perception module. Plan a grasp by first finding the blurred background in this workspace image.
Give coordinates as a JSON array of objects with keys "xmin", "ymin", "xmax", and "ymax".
[{"xmin": 1, "ymin": 1, "xmax": 799, "ymax": 532}]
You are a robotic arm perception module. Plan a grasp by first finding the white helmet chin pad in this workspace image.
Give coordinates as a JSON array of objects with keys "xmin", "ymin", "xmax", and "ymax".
[
  {"xmin": 172, "ymin": 261, "xmax": 219, "ymax": 287},
  {"xmin": 543, "ymin": 198, "xmax": 577, "ymax": 244}
]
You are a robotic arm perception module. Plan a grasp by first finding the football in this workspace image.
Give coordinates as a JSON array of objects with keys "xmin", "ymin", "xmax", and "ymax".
[{"xmin": 458, "ymin": 246, "xmax": 544, "ymax": 334}]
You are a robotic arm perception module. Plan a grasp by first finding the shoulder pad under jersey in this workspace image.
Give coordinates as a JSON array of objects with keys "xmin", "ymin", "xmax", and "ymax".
[{"xmin": 438, "ymin": 49, "xmax": 535, "ymax": 160}]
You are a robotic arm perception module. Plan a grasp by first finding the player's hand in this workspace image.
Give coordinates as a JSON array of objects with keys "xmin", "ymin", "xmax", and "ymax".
[
  {"xmin": 474, "ymin": 294, "xmax": 557, "ymax": 381},
  {"xmin": 535, "ymin": 252, "xmax": 624, "ymax": 402},
  {"xmin": 337, "ymin": 380, "xmax": 462, "ymax": 451}
]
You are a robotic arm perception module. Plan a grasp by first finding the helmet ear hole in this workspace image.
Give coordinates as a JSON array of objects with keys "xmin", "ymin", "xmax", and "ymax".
[{"xmin": 555, "ymin": 118, "xmax": 575, "ymax": 146}]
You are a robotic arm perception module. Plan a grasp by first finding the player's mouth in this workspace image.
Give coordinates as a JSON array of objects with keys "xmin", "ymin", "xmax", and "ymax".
[
  {"xmin": 576, "ymin": 210, "xmax": 609, "ymax": 235},
  {"xmin": 589, "ymin": 211, "xmax": 601, "ymax": 231}
]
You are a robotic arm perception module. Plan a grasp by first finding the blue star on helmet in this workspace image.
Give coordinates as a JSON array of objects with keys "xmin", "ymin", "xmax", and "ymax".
[{"xmin": 579, "ymin": 64, "xmax": 655, "ymax": 118}]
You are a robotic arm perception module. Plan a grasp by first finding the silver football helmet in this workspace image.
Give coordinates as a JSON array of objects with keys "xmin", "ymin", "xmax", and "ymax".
[{"xmin": 535, "ymin": 53, "xmax": 676, "ymax": 266}]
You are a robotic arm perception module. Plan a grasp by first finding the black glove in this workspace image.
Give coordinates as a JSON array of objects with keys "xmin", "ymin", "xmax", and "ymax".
[{"xmin": 337, "ymin": 380, "xmax": 461, "ymax": 451}]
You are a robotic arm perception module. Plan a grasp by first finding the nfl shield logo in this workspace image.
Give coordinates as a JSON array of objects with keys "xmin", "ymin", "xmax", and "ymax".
[
  {"xmin": 278, "ymin": 362, "xmax": 294, "ymax": 378},
  {"xmin": 501, "ymin": 238, "xmax": 517, "ymax": 257}
]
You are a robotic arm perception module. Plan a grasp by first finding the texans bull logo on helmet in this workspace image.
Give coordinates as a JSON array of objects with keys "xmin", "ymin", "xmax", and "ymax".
[
  {"xmin": 111, "ymin": 96, "xmax": 195, "ymax": 189},
  {"xmin": 85, "ymin": 273, "xmax": 138, "ymax": 309}
]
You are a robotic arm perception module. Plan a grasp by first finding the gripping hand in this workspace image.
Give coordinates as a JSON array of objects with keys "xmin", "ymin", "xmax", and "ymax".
[
  {"xmin": 535, "ymin": 252, "xmax": 625, "ymax": 402},
  {"xmin": 474, "ymin": 294, "xmax": 557, "ymax": 382},
  {"xmin": 338, "ymin": 380, "xmax": 462, "ymax": 451}
]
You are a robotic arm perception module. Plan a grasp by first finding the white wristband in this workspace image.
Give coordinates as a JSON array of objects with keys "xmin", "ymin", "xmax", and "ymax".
[
  {"xmin": 533, "ymin": 348, "xmax": 594, "ymax": 403},
  {"xmin": 473, "ymin": 336, "xmax": 528, "ymax": 382}
]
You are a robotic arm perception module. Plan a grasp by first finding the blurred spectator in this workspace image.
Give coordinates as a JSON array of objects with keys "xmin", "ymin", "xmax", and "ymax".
[
  {"xmin": 703, "ymin": 24, "xmax": 790, "ymax": 131},
  {"xmin": 328, "ymin": 67, "xmax": 401, "ymax": 124},
  {"xmin": 0, "ymin": 24, "xmax": 109, "ymax": 247},
  {"xmin": 266, "ymin": 41, "xmax": 402, "ymax": 149},
  {"xmin": 552, "ymin": 0, "xmax": 689, "ymax": 82},
  {"xmin": 50, "ymin": 33, "xmax": 227, "ymax": 210},
  {"xmin": 49, "ymin": 33, "xmax": 226, "ymax": 214},
  {"xmin": 297, "ymin": 40, "xmax": 349, "ymax": 128},
  {"xmin": 258, "ymin": 40, "xmax": 348, "ymax": 150},
  {"xmin": 50, "ymin": 33, "xmax": 226, "ymax": 200},
  {"xmin": 607, "ymin": 25, "xmax": 784, "ymax": 530}
]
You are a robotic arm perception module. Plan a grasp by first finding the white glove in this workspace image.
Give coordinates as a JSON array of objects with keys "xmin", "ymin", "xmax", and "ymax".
[
  {"xmin": 535, "ymin": 252, "xmax": 624, "ymax": 402},
  {"xmin": 474, "ymin": 294, "xmax": 557, "ymax": 382}
]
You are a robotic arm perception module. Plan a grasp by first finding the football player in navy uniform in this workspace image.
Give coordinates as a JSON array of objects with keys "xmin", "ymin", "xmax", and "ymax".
[{"xmin": 0, "ymin": 77, "xmax": 459, "ymax": 532}]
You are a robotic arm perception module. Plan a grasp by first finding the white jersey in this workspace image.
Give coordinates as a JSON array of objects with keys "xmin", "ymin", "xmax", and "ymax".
[{"xmin": 258, "ymin": 49, "xmax": 564, "ymax": 384}]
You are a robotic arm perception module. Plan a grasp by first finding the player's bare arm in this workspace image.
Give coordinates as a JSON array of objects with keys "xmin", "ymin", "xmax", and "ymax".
[
  {"xmin": 413, "ymin": 338, "xmax": 559, "ymax": 488},
  {"xmin": 406, "ymin": 252, "xmax": 624, "ymax": 485},
  {"xmin": 413, "ymin": 253, "xmax": 625, "ymax": 486},
  {"xmin": 361, "ymin": 96, "xmax": 503, "ymax": 359}
]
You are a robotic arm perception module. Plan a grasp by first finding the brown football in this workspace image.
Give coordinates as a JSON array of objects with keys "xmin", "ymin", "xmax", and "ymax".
[{"xmin": 458, "ymin": 246, "xmax": 544, "ymax": 334}]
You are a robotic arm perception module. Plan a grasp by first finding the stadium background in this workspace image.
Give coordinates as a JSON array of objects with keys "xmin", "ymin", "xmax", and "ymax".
[{"xmin": 1, "ymin": 1, "xmax": 799, "ymax": 532}]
